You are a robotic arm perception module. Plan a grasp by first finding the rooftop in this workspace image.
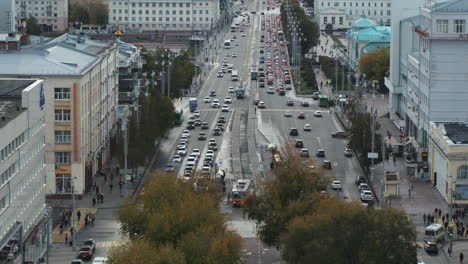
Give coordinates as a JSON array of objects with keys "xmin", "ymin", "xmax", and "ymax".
[
  {"xmin": 347, "ymin": 23, "xmax": 391, "ymax": 43},
  {"xmin": 428, "ymin": 0, "xmax": 468, "ymax": 13},
  {"xmin": 0, "ymin": 33, "xmax": 115, "ymax": 76},
  {"xmin": 351, "ymin": 18, "xmax": 378, "ymax": 29},
  {"xmin": 0, "ymin": 79, "xmax": 33, "ymax": 128},
  {"xmin": 443, "ymin": 123, "xmax": 468, "ymax": 144}
]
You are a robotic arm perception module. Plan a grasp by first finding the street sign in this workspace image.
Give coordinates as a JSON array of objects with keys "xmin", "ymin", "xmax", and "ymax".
[
  {"xmin": 384, "ymin": 191, "xmax": 389, "ymax": 198},
  {"xmin": 126, "ymin": 174, "xmax": 132, "ymax": 181},
  {"xmin": 333, "ymin": 162, "xmax": 338, "ymax": 166},
  {"xmin": 119, "ymin": 169, "xmax": 133, "ymax": 175},
  {"xmin": 219, "ymin": 159, "xmax": 223, "ymax": 165},
  {"xmin": 449, "ymin": 221, "xmax": 455, "ymax": 228},
  {"xmin": 367, "ymin": 152, "xmax": 378, "ymax": 159}
]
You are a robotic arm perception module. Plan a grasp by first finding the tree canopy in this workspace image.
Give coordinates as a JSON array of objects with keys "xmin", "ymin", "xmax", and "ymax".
[
  {"xmin": 243, "ymin": 144, "xmax": 417, "ymax": 263},
  {"xmin": 109, "ymin": 173, "xmax": 242, "ymax": 264},
  {"xmin": 358, "ymin": 47, "xmax": 390, "ymax": 91},
  {"xmin": 26, "ymin": 16, "xmax": 42, "ymax": 35},
  {"xmin": 280, "ymin": 0, "xmax": 319, "ymax": 56},
  {"xmin": 69, "ymin": 2, "xmax": 108, "ymax": 26}
]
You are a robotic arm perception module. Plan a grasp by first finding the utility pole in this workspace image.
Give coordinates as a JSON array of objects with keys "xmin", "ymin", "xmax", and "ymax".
[
  {"xmin": 71, "ymin": 179, "xmax": 76, "ymax": 250},
  {"xmin": 370, "ymin": 107, "xmax": 376, "ymax": 183},
  {"xmin": 334, "ymin": 57, "xmax": 338, "ymax": 93},
  {"xmin": 122, "ymin": 116, "xmax": 128, "ymax": 197},
  {"xmin": 341, "ymin": 59, "xmax": 345, "ymax": 95}
]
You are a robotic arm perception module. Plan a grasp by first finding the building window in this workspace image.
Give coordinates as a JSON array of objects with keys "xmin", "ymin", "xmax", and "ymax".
[
  {"xmin": 324, "ymin": 17, "xmax": 327, "ymax": 24},
  {"xmin": 54, "ymin": 87, "xmax": 70, "ymax": 100},
  {"xmin": 386, "ymin": 10, "xmax": 391, "ymax": 16},
  {"xmin": 55, "ymin": 173, "xmax": 72, "ymax": 193},
  {"xmin": 458, "ymin": 165, "xmax": 468, "ymax": 179},
  {"xmin": 55, "ymin": 109, "xmax": 71, "ymax": 121},
  {"xmin": 332, "ymin": 17, "xmax": 335, "ymax": 24},
  {"xmin": 334, "ymin": 2, "xmax": 339, "ymax": 7},
  {"xmin": 455, "ymin": 19, "xmax": 465, "ymax": 33},
  {"xmin": 339, "ymin": 17, "xmax": 343, "ymax": 25},
  {"xmin": 55, "ymin": 152, "xmax": 71, "ymax": 164},
  {"xmin": 55, "ymin": 130, "xmax": 71, "ymax": 144},
  {"xmin": 0, "ymin": 196, "xmax": 7, "ymax": 212},
  {"xmin": 387, "ymin": 2, "xmax": 391, "ymax": 7},
  {"xmin": 436, "ymin": 19, "xmax": 449, "ymax": 33}
]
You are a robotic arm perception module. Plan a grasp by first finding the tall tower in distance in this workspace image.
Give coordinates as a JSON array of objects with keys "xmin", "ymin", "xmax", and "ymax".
[{"xmin": 0, "ymin": 0, "xmax": 16, "ymax": 34}]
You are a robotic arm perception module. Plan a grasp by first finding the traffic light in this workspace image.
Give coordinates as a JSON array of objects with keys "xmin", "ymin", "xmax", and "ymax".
[{"xmin": 449, "ymin": 228, "xmax": 454, "ymax": 237}]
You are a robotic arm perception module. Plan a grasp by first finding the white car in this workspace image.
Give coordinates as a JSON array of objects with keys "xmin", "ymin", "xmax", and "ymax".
[
  {"xmin": 172, "ymin": 155, "xmax": 182, "ymax": 163},
  {"xmin": 92, "ymin": 256, "xmax": 108, "ymax": 264},
  {"xmin": 235, "ymin": 42, "xmax": 240, "ymax": 46},
  {"xmin": 241, "ymin": 33, "xmax": 247, "ymax": 37},
  {"xmin": 331, "ymin": 180, "xmax": 342, "ymax": 190},
  {"xmin": 267, "ymin": 87, "xmax": 275, "ymax": 94},
  {"xmin": 222, "ymin": 104, "xmax": 229, "ymax": 112},
  {"xmin": 206, "ymin": 150, "xmax": 215, "ymax": 158},
  {"xmin": 228, "ymin": 86, "xmax": 235, "ymax": 93},
  {"xmin": 221, "ymin": 66, "xmax": 227, "ymax": 73},
  {"xmin": 192, "ymin": 149, "xmax": 201, "ymax": 156},
  {"xmin": 226, "ymin": 52, "xmax": 231, "ymax": 57},
  {"xmin": 224, "ymin": 97, "xmax": 232, "ymax": 104},
  {"xmin": 258, "ymin": 101, "xmax": 266, "ymax": 108},
  {"xmin": 212, "ymin": 102, "xmax": 220, "ymax": 108},
  {"xmin": 232, "ymin": 53, "xmax": 237, "ymax": 58},
  {"xmin": 180, "ymin": 134, "xmax": 189, "ymax": 141},
  {"xmin": 204, "ymin": 96, "xmax": 211, "ymax": 103},
  {"xmin": 217, "ymin": 71, "xmax": 224, "ymax": 77},
  {"xmin": 193, "ymin": 110, "xmax": 200, "ymax": 118},
  {"xmin": 303, "ymin": 124, "xmax": 311, "ymax": 131},
  {"xmin": 177, "ymin": 148, "xmax": 187, "ymax": 156},
  {"xmin": 359, "ymin": 183, "xmax": 370, "ymax": 192},
  {"xmin": 360, "ymin": 190, "xmax": 373, "ymax": 201},
  {"xmin": 314, "ymin": 111, "xmax": 322, "ymax": 117},
  {"xmin": 187, "ymin": 157, "xmax": 196, "ymax": 166},
  {"xmin": 284, "ymin": 111, "xmax": 292, "ymax": 117},
  {"xmin": 182, "ymin": 130, "xmax": 190, "ymax": 137}
]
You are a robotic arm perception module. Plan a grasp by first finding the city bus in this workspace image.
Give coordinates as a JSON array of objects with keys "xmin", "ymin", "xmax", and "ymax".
[
  {"xmin": 224, "ymin": 40, "xmax": 231, "ymax": 49},
  {"xmin": 319, "ymin": 95, "xmax": 329, "ymax": 107},
  {"xmin": 277, "ymin": 30, "xmax": 284, "ymax": 41},
  {"xmin": 231, "ymin": 179, "xmax": 252, "ymax": 207},
  {"xmin": 174, "ymin": 108, "xmax": 183, "ymax": 125}
]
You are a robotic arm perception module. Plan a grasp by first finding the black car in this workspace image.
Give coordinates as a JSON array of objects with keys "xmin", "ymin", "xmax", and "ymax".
[
  {"xmin": 355, "ymin": 176, "xmax": 366, "ymax": 186},
  {"xmin": 302, "ymin": 101, "xmax": 309, "ymax": 107},
  {"xmin": 316, "ymin": 149, "xmax": 325, "ymax": 158},
  {"xmin": 213, "ymin": 128, "xmax": 222, "ymax": 136},
  {"xmin": 218, "ymin": 117, "xmax": 226, "ymax": 123},
  {"xmin": 289, "ymin": 128, "xmax": 299, "ymax": 136},
  {"xmin": 295, "ymin": 139, "xmax": 304, "ymax": 148},
  {"xmin": 424, "ymin": 241, "xmax": 439, "ymax": 254},
  {"xmin": 187, "ymin": 121, "xmax": 195, "ymax": 130}
]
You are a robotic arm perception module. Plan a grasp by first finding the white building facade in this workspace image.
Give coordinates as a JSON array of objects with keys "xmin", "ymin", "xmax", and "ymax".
[
  {"xmin": 16, "ymin": 0, "xmax": 68, "ymax": 32},
  {"xmin": 385, "ymin": 0, "xmax": 468, "ymax": 164},
  {"xmin": 0, "ymin": 79, "xmax": 49, "ymax": 264},
  {"xmin": 0, "ymin": 34, "xmax": 119, "ymax": 196},
  {"xmin": 107, "ymin": 0, "xmax": 221, "ymax": 32},
  {"xmin": 0, "ymin": 0, "xmax": 16, "ymax": 33},
  {"xmin": 314, "ymin": 0, "xmax": 392, "ymax": 30}
]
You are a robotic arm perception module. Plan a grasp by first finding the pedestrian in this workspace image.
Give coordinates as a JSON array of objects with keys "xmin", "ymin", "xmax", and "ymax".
[
  {"xmin": 438, "ymin": 208, "xmax": 442, "ymax": 218},
  {"xmin": 270, "ymin": 161, "xmax": 274, "ymax": 169},
  {"xmin": 111, "ymin": 173, "xmax": 114, "ymax": 182},
  {"xmin": 431, "ymin": 215, "xmax": 435, "ymax": 224},
  {"xmin": 70, "ymin": 227, "xmax": 74, "ymax": 236},
  {"xmin": 109, "ymin": 183, "xmax": 113, "ymax": 192},
  {"xmin": 96, "ymin": 185, "xmax": 100, "ymax": 196},
  {"xmin": 92, "ymin": 198, "xmax": 96, "ymax": 206},
  {"xmin": 448, "ymin": 247, "xmax": 452, "ymax": 257},
  {"xmin": 393, "ymin": 155, "xmax": 396, "ymax": 163},
  {"xmin": 65, "ymin": 233, "xmax": 68, "ymax": 246},
  {"xmin": 85, "ymin": 216, "xmax": 88, "ymax": 227},
  {"xmin": 408, "ymin": 187, "xmax": 411, "ymax": 198},
  {"xmin": 96, "ymin": 192, "xmax": 100, "ymax": 203},
  {"xmin": 411, "ymin": 183, "xmax": 414, "ymax": 191},
  {"xmin": 443, "ymin": 215, "xmax": 446, "ymax": 224},
  {"xmin": 100, "ymin": 192, "xmax": 104, "ymax": 203},
  {"xmin": 59, "ymin": 223, "xmax": 63, "ymax": 234},
  {"xmin": 64, "ymin": 218, "xmax": 69, "ymax": 227},
  {"xmin": 460, "ymin": 252, "xmax": 464, "ymax": 263},
  {"xmin": 77, "ymin": 210, "xmax": 81, "ymax": 222},
  {"xmin": 423, "ymin": 214, "xmax": 427, "ymax": 223},
  {"xmin": 119, "ymin": 180, "xmax": 123, "ymax": 193},
  {"xmin": 465, "ymin": 228, "xmax": 468, "ymax": 237}
]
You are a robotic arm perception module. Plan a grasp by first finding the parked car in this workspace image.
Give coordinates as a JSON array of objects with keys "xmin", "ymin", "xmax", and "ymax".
[
  {"xmin": 92, "ymin": 256, "xmax": 108, "ymax": 264},
  {"xmin": 359, "ymin": 183, "xmax": 370, "ymax": 192},
  {"xmin": 331, "ymin": 181, "xmax": 342, "ymax": 190},
  {"xmin": 355, "ymin": 176, "xmax": 366, "ymax": 186},
  {"xmin": 360, "ymin": 190, "xmax": 373, "ymax": 202}
]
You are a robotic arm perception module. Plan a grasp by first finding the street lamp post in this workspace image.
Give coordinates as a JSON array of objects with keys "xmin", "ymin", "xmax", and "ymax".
[{"xmin": 70, "ymin": 177, "xmax": 77, "ymax": 250}]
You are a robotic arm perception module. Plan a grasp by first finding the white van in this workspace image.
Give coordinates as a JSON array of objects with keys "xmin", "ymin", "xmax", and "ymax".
[{"xmin": 425, "ymin": 223, "xmax": 445, "ymax": 242}]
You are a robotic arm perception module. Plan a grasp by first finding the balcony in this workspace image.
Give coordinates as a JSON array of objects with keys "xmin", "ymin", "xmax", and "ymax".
[{"xmin": 414, "ymin": 26, "xmax": 468, "ymax": 40}]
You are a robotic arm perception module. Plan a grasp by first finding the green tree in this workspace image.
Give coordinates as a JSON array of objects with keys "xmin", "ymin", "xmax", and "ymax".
[
  {"xmin": 348, "ymin": 110, "xmax": 383, "ymax": 170},
  {"xmin": 358, "ymin": 47, "xmax": 390, "ymax": 92},
  {"xmin": 243, "ymin": 145, "xmax": 330, "ymax": 248},
  {"xmin": 89, "ymin": 2, "xmax": 108, "ymax": 25},
  {"xmin": 113, "ymin": 173, "xmax": 242, "ymax": 264},
  {"xmin": 69, "ymin": 3, "xmax": 90, "ymax": 25},
  {"xmin": 280, "ymin": 0, "xmax": 319, "ymax": 57},
  {"xmin": 108, "ymin": 240, "xmax": 186, "ymax": 264},
  {"xmin": 281, "ymin": 199, "xmax": 417, "ymax": 264},
  {"xmin": 318, "ymin": 56, "xmax": 353, "ymax": 91},
  {"xmin": 26, "ymin": 16, "xmax": 42, "ymax": 35}
]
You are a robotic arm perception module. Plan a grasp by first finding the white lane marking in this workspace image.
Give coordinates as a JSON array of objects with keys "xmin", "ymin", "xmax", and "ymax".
[{"xmin": 316, "ymin": 136, "xmax": 322, "ymax": 149}]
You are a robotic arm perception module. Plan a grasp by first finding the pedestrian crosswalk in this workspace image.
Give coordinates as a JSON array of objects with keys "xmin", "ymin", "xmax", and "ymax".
[{"xmin": 96, "ymin": 240, "xmax": 127, "ymax": 248}]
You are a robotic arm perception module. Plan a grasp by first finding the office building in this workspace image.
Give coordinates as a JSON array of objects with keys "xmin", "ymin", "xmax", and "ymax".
[
  {"xmin": 0, "ymin": 34, "xmax": 119, "ymax": 196},
  {"xmin": 0, "ymin": 0, "xmax": 16, "ymax": 33},
  {"xmin": 16, "ymin": 0, "xmax": 68, "ymax": 32},
  {"xmin": 108, "ymin": 0, "xmax": 221, "ymax": 32},
  {"xmin": 0, "ymin": 78, "xmax": 49, "ymax": 264}
]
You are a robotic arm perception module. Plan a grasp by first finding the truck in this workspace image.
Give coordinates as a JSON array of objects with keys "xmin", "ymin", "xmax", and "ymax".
[
  {"xmin": 189, "ymin": 98, "xmax": 198, "ymax": 112},
  {"xmin": 236, "ymin": 86, "xmax": 245, "ymax": 99},
  {"xmin": 251, "ymin": 66, "xmax": 258, "ymax": 80}
]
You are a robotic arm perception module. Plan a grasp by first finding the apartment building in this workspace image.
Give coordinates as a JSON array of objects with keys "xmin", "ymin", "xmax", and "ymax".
[
  {"xmin": 0, "ymin": 34, "xmax": 119, "ymax": 196},
  {"xmin": 0, "ymin": 78, "xmax": 49, "ymax": 264},
  {"xmin": 314, "ymin": 0, "xmax": 392, "ymax": 30},
  {"xmin": 385, "ymin": 0, "xmax": 468, "ymax": 169},
  {"xmin": 107, "ymin": 0, "xmax": 221, "ymax": 32},
  {"xmin": 0, "ymin": 0, "xmax": 17, "ymax": 33},
  {"xmin": 16, "ymin": 0, "xmax": 68, "ymax": 32}
]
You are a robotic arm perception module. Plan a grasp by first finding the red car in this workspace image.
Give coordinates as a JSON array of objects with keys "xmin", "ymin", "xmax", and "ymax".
[{"xmin": 78, "ymin": 246, "xmax": 94, "ymax": 260}]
